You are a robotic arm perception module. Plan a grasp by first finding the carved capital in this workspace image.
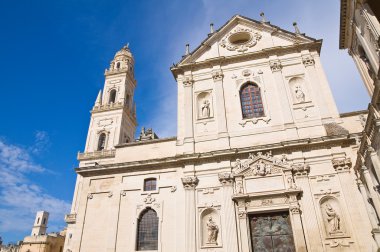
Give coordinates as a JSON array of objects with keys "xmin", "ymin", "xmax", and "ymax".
[
  {"xmin": 218, "ymin": 172, "xmax": 234, "ymax": 185},
  {"xmin": 212, "ymin": 70, "xmax": 224, "ymax": 81},
  {"xmin": 269, "ymin": 60, "xmax": 282, "ymax": 72},
  {"xmin": 292, "ymin": 163, "xmax": 310, "ymax": 176},
  {"xmin": 181, "ymin": 176, "xmax": 199, "ymax": 189},
  {"xmin": 332, "ymin": 158, "xmax": 352, "ymax": 172},
  {"xmin": 182, "ymin": 75, "xmax": 194, "ymax": 87},
  {"xmin": 289, "ymin": 205, "xmax": 301, "ymax": 215},
  {"xmin": 302, "ymin": 55, "xmax": 315, "ymax": 67}
]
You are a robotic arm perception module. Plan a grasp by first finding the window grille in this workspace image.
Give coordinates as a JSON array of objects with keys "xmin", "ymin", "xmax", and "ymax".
[
  {"xmin": 137, "ymin": 209, "xmax": 159, "ymax": 250},
  {"xmin": 240, "ymin": 83, "xmax": 265, "ymax": 119}
]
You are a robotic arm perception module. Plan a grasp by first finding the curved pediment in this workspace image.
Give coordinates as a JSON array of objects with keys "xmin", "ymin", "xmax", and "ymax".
[{"xmin": 233, "ymin": 151, "xmax": 291, "ymax": 177}]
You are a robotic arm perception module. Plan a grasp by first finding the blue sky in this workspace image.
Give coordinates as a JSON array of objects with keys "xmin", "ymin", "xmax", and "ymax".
[{"xmin": 0, "ymin": 0, "xmax": 369, "ymax": 243}]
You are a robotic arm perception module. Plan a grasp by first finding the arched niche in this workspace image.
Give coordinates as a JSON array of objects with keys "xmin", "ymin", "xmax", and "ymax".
[
  {"xmin": 200, "ymin": 208, "xmax": 221, "ymax": 247},
  {"xmin": 319, "ymin": 196, "xmax": 346, "ymax": 237},
  {"xmin": 197, "ymin": 92, "xmax": 213, "ymax": 120},
  {"xmin": 288, "ymin": 77, "xmax": 307, "ymax": 104}
]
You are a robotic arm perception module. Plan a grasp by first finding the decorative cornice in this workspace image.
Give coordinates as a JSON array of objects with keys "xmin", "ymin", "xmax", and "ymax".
[
  {"xmin": 76, "ymin": 134, "xmax": 360, "ymax": 176},
  {"xmin": 171, "ymin": 41, "xmax": 322, "ymax": 78},
  {"xmin": 269, "ymin": 60, "xmax": 282, "ymax": 72},
  {"xmin": 302, "ymin": 55, "xmax": 315, "ymax": 67},
  {"xmin": 218, "ymin": 173, "xmax": 234, "ymax": 185},
  {"xmin": 181, "ymin": 176, "xmax": 199, "ymax": 189}
]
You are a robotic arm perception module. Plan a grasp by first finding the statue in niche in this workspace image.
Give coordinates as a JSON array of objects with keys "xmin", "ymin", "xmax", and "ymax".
[
  {"xmin": 201, "ymin": 99, "xmax": 211, "ymax": 118},
  {"xmin": 324, "ymin": 203, "xmax": 342, "ymax": 234},
  {"xmin": 206, "ymin": 216, "xmax": 219, "ymax": 245},
  {"xmin": 287, "ymin": 177, "xmax": 295, "ymax": 189},
  {"xmin": 295, "ymin": 86, "xmax": 305, "ymax": 103}
]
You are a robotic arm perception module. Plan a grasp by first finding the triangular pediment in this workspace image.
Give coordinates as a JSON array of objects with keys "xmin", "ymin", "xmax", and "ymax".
[
  {"xmin": 176, "ymin": 15, "xmax": 319, "ymax": 66},
  {"xmin": 233, "ymin": 151, "xmax": 291, "ymax": 177}
]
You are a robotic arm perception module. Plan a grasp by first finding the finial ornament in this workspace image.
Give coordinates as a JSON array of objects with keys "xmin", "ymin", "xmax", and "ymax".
[
  {"xmin": 260, "ymin": 12, "xmax": 267, "ymax": 23},
  {"xmin": 210, "ymin": 23, "xmax": 214, "ymax": 33},
  {"xmin": 293, "ymin": 22, "xmax": 301, "ymax": 34},
  {"xmin": 185, "ymin": 44, "xmax": 190, "ymax": 55}
]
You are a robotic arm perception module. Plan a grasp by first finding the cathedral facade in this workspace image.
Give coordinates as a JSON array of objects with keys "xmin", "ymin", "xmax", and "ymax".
[{"xmin": 63, "ymin": 15, "xmax": 375, "ymax": 251}]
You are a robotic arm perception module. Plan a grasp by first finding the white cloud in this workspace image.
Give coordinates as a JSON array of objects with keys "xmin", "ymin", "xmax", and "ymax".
[{"xmin": 0, "ymin": 138, "xmax": 70, "ymax": 241}]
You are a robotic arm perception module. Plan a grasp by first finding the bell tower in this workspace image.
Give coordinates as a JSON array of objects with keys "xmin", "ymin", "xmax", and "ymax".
[{"xmin": 83, "ymin": 44, "xmax": 137, "ymax": 153}]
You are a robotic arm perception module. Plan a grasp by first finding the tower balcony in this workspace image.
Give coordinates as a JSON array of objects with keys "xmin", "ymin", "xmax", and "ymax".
[
  {"xmin": 91, "ymin": 102, "xmax": 124, "ymax": 113},
  {"xmin": 64, "ymin": 213, "xmax": 77, "ymax": 224},
  {"xmin": 77, "ymin": 149, "xmax": 116, "ymax": 161}
]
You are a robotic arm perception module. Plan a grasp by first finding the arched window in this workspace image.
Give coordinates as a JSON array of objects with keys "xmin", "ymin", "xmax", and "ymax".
[
  {"xmin": 116, "ymin": 62, "xmax": 121, "ymax": 69},
  {"xmin": 97, "ymin": 133, "xmax": 106, "ymax": 151},
  {"xmin": 136, "ymin": 208, "xmax": 158, "ymax": 250},
  {"xmin": 144, "ymin": 178, "xmax": 157, "ymax": 191},
  {"xmin": 109, "ymin": 89, "xmax": 117, "ymax": 104},
  {"xmin": 240, "ymin": 82, "xmax": 265, "ymax": 119}
]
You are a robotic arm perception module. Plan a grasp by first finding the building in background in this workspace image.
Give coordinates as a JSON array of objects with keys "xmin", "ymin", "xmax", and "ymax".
[
  {"xmin": 18, "ymin": 211, "xmax": 65, "ymax": 252},
  {"xmin": 340, "ymin": 0, "xmax": 380, "ymax": 247},
  {"xmin": 63, "ymin": 15, "xmax": 376, "ymax": 251}
]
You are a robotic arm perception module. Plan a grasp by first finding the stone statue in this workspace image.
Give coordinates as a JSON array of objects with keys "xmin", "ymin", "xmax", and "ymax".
[
  {"xmin": 295, "ymin": 86, "xmax": 305, "ymax": 103},
  {"xmin": 324, "ymin": 203, "xmax": 342, "ymax": 234},
  {"xmin": 201, "ymin": 99, "xmax": 211, "ymax": 118},
  {"xmin": 256, "ymin": 160, "xmax": 271, "ymax": 176},
  {"xmin": 206, "ymin": 216, "xmax": 219, "ymax": 244}
]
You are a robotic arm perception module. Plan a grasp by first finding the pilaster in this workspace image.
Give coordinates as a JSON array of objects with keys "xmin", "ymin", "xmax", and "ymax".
[
  {"xmin": 269, "ymin": 59, "xmax": 294, "ymax": 125},
  {"xmin": 182, "ymin": 176, "xmax": 198, "ymax": 252},
  {"xmin": 357, "ymin": 179, "xmax": 380, "ymax": 248},
  {"xmin": 368, "ymin": 147, "xmax": 380, "ymax": 181},
  {"xmin": 292, "ymin": 163, "xmax": 323, "ymax": 251},
  {"xmin": 182, "ymin": 75, "xmax": 195, "ymax": 153},
  {"xmin": 212, "ymin": 68, "xmax": 230, "ymax": 148},
  {"xmin": 218, "ymin": 173, "xmax": 238, "ymax": 252},
  {"xmin": 362, "ymin": 166, "xmax": 380, "ymax": 219},
  {"xmin": 289, "ymin": 204, "xmax": 307, "ymax": 252}
]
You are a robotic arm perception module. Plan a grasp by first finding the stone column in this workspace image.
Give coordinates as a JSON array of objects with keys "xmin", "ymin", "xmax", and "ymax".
[
  {"xmin": 289, "ymin": 204, "xmax": 307, "ymax": 252},
  {"xmin": 362, "ymin": 166, "xmax": 380, "ymax": 220},
  {"xmin": 218, "ymin": 173, "xmax": 239, "ymax": 252},
  {"xmin": 292, "ymin": 163, "xmax": 323, "ymax": 251},
  {"xmin": 183, "ymin": 76, "xmax": 195, "ymax": 153},
  {"xmin": 182, "ymin": 176, "xmax": 198, "ymax": 252},
  {"xmin": 269, "ymin": 59, "xmax": 294, "ymax": 125},
  {"xmin": 212, "ymin": 69, "xmax": 230, "ymax": 148},
  {"xmin": 357, "ymin": 179, "xmax": 380, "ymax": 248}
]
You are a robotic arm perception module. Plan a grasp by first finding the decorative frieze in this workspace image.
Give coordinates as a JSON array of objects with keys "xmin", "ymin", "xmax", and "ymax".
[
  {"xmin": 181, "ymin": 176, "xmax": 199, "ymax": 189},
  {"xmin": 332, "ymin": 158, "xmax": 352, "ymax": 172}
]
